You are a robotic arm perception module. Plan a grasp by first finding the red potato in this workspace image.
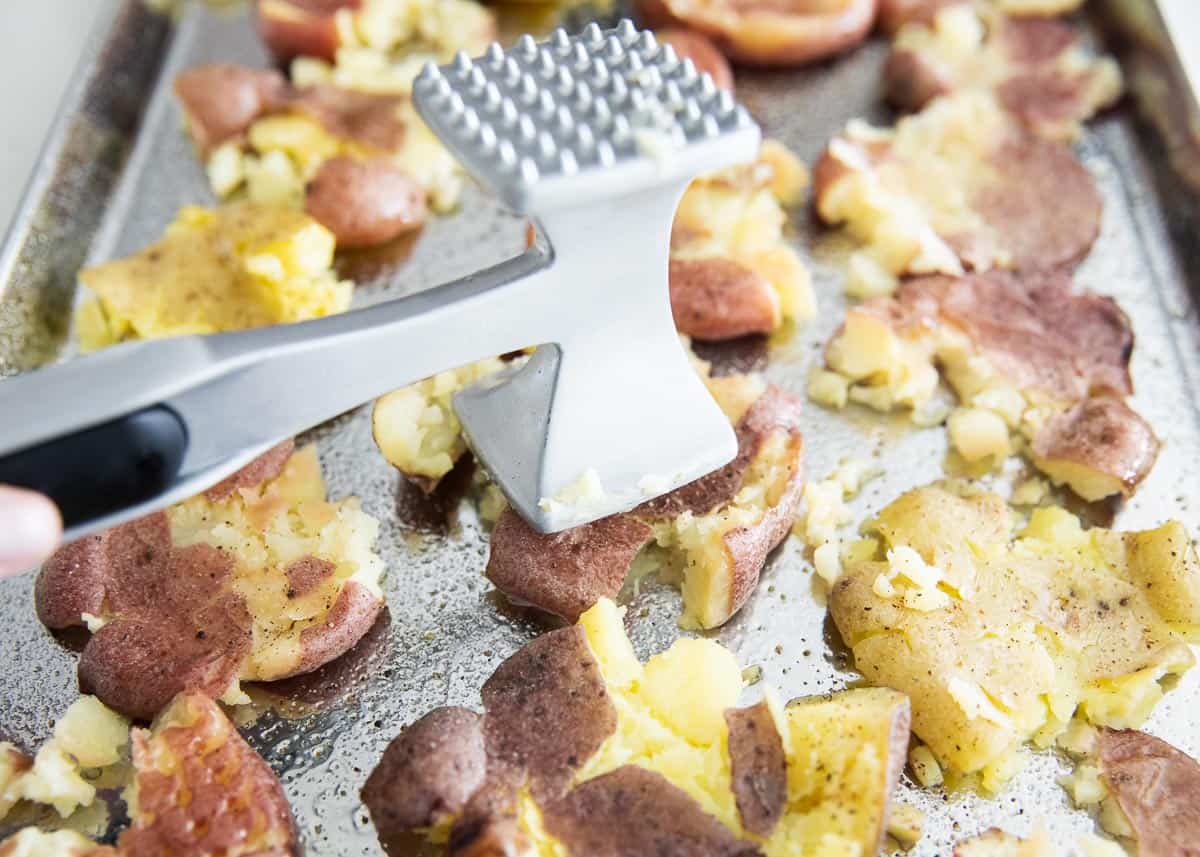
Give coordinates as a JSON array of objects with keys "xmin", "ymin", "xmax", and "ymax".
[
  {"xmin": 174, "ymin": 64, "xmax": 290, "ymax": 154},
  {"xmin": 256, "ymin": 0, "xmax": 359, "ymax": 63},
  {"xmin": 725, "ymin": 699, "xmax": 788, "ymax": 836},
  {"xmin": 485, "ymin": 383, "xmax": 805, "ymax": 629},
  {"xmin": 813, "ymin": 102, "xmax": 1103, "ymax": 274},
  {"xmin": 657, "ymin": 28, "xmax": 735, "ymax": 90},
  {"xmin": 35, "ymin": 442, "xmax": 385, "ymax": 719},
  {"xmin": 305, "ymin": 155, "xmax": 427, "ymax": 248},
  {"xmin": 885, "ymin": 9, "xmax": 1122, "ymax": 140},
  {"xmin": 362, "ymin": 602, "xmax": 911, "ymax": 856},
  {"xmin": 638, "ymin": 0, "xmax": 878, "ymax": 66}
]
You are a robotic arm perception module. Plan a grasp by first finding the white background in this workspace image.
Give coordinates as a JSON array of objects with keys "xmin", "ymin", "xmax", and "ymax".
[{"xmin": 0, "ymin": 0, "xmax": 1196, "ymax": 236}]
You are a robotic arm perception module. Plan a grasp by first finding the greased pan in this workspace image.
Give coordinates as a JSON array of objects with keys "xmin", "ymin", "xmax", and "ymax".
[{"xmin": 1, "ymin": 1, "xmax": 1198, "ymax": 852}]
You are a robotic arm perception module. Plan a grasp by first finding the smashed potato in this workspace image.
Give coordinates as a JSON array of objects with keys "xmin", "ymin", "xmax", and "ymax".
[
  {"xmin": 178, "ymin": 63, "xmax": 464, "ymax": 224},
  {"xmin": 0, "ymin": 693, "xmax": 298, "ymax": 857},
  {"xmin": 813, "ymin": 92, "xmax": 1101, "ymax": 289},
  {"xmin": 886, "ymin": 4, "xmax": 1122, "ymax": 140},
  {"xmin": 671, "ymin": 142, "xmax": 814, "ymax": 340},
  {"xmin": 487, "ymin": 372, "xmax": 805, "ymax": 630},
  {"xmin": 362, "ymin": 597, "xmax": 911, "ymax": 856},
  {"xmin": 637, "ymin": 0, "xmax": 877, "ymax": 66},
  {"xmin": 829, "ymin": 483, "xmax": 1200, "ymax": 789},
  {"xmin": 75, "ymin": 203, "xmax": 351, "ymax": 350},
  {"xmin": 258, "ymin": 0, "xmax": 494, "ymax": 71},
  {"xmin": 0, "ymin": 697, "xmax": 127, "ymax": 821},
  {"xmin": 821, "ymin": 270, "xmax": 1158, "ymax": 500},
  {"xmin": 36, "ymin": 442, "xmax": 385, "ymax": 719}
]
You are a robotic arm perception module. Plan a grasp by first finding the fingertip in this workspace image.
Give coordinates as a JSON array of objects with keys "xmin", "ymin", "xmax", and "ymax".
[{"xmin": 0, "ymin": 486, "xmax": 63, "ymax": 577}]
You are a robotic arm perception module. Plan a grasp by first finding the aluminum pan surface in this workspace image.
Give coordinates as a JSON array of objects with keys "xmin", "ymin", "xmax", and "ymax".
[{"xmin": 1, "ymin": 3, "xmax": 1199, "ymax": 854}]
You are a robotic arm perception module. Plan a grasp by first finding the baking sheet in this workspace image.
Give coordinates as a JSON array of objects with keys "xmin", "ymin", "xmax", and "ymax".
[{"xmin": 1, "ymin": 1, "xmax": 1199, "ymax": 853}]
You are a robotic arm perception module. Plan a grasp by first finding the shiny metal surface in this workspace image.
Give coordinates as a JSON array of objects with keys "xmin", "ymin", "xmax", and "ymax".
[{"xmin": 1, "ymin": 2, "xmax": 1198, "ymax": 854}]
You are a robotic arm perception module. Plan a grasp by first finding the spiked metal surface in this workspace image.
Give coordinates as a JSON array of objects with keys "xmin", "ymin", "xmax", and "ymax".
[{"xmin": 413, "ymin": 20, "xmax": 761, "ymax": 212}]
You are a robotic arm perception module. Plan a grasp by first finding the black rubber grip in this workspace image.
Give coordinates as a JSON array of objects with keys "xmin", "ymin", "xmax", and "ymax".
[{"xmin": 0, "ymin": 406, "xmax": 188, "ymax": 529}]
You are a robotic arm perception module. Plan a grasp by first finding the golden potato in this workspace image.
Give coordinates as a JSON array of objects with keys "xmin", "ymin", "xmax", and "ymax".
[
  {"xmin": 36, "ymin": 443, "xmax": 385, "ymax": 719},
  {"xmin": 362, "ymin": 597, "xmax": 911, "ymax": 856},
  {"xmin": 829, "ymin": 483, "xmax": 1200, "ymax": 789},
  {"xmin": 76, "ymin": 203, "xmax": 351, "ymax": 350}
]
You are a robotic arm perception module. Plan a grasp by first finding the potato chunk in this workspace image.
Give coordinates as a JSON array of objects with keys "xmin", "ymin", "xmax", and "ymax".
[
  {"xmin": 829, "ymin": 483, "xmax": 1200, "ymax": 788},
  {"xmin": 36, "ymin": 442, "xmax": 385, "ymax": 719},
  {"xmin": 76, "ymin": 203, "xmax": 351, "ymax": 350},
  {"xmin": 372, "ymin": 356, "xmax": 512, "ymax": 489},
  {"xmin": 670, "ymin": 143, "xmax": 814, "ymax": 340},
  {"xmin": 362, "ymin": 598, "xmax": 911, "ymax": 856}
]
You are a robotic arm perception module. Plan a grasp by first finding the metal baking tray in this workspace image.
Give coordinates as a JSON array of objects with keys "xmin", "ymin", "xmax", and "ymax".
[{"xmin": 1, "ymin": 0, "xmax": 1198, "ymax": 853}]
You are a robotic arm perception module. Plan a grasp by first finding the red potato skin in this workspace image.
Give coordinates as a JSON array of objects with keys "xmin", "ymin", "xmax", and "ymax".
[
  {"xmin": 117, "ymin": 693, "xmax": 299, "ymax": 857},
  {"xmin": 305, "ymin": 156, "xmax": 427, "ymax": 248},
  {"xmin": 637, "ymin": 0, "xmax": 878, "ymax": 67},
  {"xmin": 1097, "ymin": 728, "xmax": 1200, "ymax": 857},
  {"xmin": 174, "ymin": 64, "xmax": 290, "ymax": 154},
  {"xmin": 657, "ymin": 28, "xmax": 736, "ymax": 91},
  {"xmin": 669, "ymin": 257, "xmax": 781, "ymax": 341},
  {"xmin": 485, "ymin": 385, "xmax": 805, "ymax": 628},
  {"xmin": 256, "ymin": 0, "xmax": 360, "ymax": 64},
  {"xmin": 35, "ymin": 445, "xmax": 382, "ymax": 720}
]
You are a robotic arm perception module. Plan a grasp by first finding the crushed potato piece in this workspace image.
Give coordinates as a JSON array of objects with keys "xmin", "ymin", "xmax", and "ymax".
[
  {"xmin": 76, "ymin": 203, "xmax": 351, "ymax": 350},
  {"xmin": 822, "ymin": 270, "xmax": 1157, "ymax": 500},
  {"xmin": 887, "ymin": 3, "xmax": 1121, "ymax": 140},
  {"xmin": 362, "ymin": 597, "xmax": 911, "ymax": 856},
  {"xmin": 814, "ymin": 92, "xmax": 1101, "ymax": 284},
  {"xmin": 830, "ymin": 483, "xmax": 1200, "ymax": 788},
  {"xmin": 671, "ymin": 141, "xmax": 815, "ymax": 338},
  {"xmin": 37, "ymin": 443, "xmax": 385, "ymax": 719},
  {"xmin": 909, "ymin": 744, "xmax": 944, "ymax": 787},
  {"xmin": 0, "ymin": 697, "xmax": 127, "ymax": 820},
  {"xmin": 373, "ymin": 356, "xmax": 512, "ymax": 488}
]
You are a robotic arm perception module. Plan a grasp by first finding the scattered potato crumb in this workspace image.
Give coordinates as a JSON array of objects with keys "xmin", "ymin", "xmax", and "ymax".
[
  {"xmin": 808, "ymin": 369, "xmax": 850, "ymax": 409},
  {"xmin": 909, "ymin": 744, "xmax": 944, "ymax": 787},
  {"xmin": 886, "ymin": 803, "xmax": 925, "ymax": 849}
]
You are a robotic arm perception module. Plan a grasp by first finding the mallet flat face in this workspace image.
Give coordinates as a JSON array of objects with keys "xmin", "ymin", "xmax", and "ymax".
[{"xmin": 414, "ymin": 22, "xmax": 761, "ymax": 532}]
